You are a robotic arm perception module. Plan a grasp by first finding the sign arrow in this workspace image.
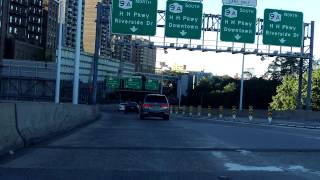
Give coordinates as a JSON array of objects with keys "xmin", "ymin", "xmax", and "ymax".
[
  {"xmin": 279, "ymin": 38, "xmax": 286, "ymax": 44},
  {"xmin": 130, "ymin": 26, "xmax": 138, "ymax": 33},
  {"xmin": 180, "ymin": 30, "xmax": 187, "ymax": 37},
  {"xmin": 235, "ymin": 34, "xmax": 242, "ymax": 40}
]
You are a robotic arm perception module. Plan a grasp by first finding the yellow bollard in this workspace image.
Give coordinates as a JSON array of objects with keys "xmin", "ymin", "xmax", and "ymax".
[
  {"xmin": 197, "ymin": 105, "xmax": 202, "ymax": 116},
  {"xmin": 249, "ymin": 106, "xmax": 254, "ymax": 121},
  {"xmin": 208, "ymin": 106, "xmax": 212, "ymax": 117},
  {"xmin": 175, "ymin": 106, "xmax": 179, "ymax": 114},
  {"xmin": 268, "ymin": 107, "xmax": 273, "ymax": 124},
  {"xmin": 219, "ymin": 106, "xmax": 224, "ymax": 119},
  {"xmin": 182, "ymin": 106, "xmax": 186, "ymax": 115},
  {"xmin": 170, "ymin": 105, "xmax": 173, "ymax": 114},
  {"xmin": 232, "ymin": 106, "xmax": 237, "ymax": 120},
  {"xmin": 189, "ymin": 106, "xmax": 193, "ymax": 116}
]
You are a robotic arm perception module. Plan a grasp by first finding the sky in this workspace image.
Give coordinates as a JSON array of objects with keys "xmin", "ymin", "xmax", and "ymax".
[{"xmin": 153, "ymin": 0, "xmax": 320, "ymax": 77}]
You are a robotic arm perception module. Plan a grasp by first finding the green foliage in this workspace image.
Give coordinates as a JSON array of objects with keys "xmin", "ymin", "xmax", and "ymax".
[
  {"xmin": 270, "ymin": 75, "xmax": 299, "ymax": 110},
  {"xmin": 223, "ymin": 82, "xmax": 237, "ymax": 93},
  {"xmin": 265, "ymin": 57, "xmax": 307, "ymax": 81},
  {"xmin": 270, "ymin": 69, "xmax": 320, "ymax": 110},
  {"xmin": 186, "ymin": 76, "xmax": 278, "ymax": 109},
  {"xmin": 312, "ymin": 70, "xmax": 320, "ymax": 110}
]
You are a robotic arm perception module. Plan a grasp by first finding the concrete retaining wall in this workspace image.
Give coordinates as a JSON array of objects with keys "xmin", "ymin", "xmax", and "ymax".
[{"xmin": 0, "ymin": 102, "xmax": 100, "ymax": 156}]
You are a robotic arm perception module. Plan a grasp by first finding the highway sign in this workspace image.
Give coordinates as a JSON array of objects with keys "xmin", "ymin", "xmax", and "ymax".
[
  {"xmin": 220, "ymin": 5, "xmax": 256, "ymax": 43},
  {"xmin": 111, "ymin": 0, "xmax": 158, "ymax": 36},
  {"xmin": 145, "ymin": 79, "xmax": 159, "ymax": 91},
  {"xmin": 222, "ymin": 0, "xmax": 257, "ymax": 7},
  {"xmin": 124, "ymin": 77, "xmax": 142, "ymax": 89},
  {"xmin": 263, "ymin": 9, "xmax": 304, "ymax": 47},
  {"xmin": 165, "ymin": 0, "xmax": 203, "ymax": 39},
  {"xmin": 106, "ymin": 77, "xmax": 119, "ymax": 89}
]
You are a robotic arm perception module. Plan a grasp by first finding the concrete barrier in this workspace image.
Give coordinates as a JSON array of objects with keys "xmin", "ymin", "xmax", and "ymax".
[
  {"xmin": 0, "ymin": 103, "xmax": 24, "ymax": 156},
  {"xmin": 0, "ymin": 102, "xmax": 100, "ymax": 156},
  {"xmin": 16, "ymin": 102, "xmax": 100, "ymax": 145}
]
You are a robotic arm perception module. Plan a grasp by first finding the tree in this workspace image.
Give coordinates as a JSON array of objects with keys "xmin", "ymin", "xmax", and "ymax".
[
  {"xmin": 270, "ymin": 75, "xmax": 299, "ymax": 110},
  {"xmin": 270, "ymin": 69, "xmax": 320, "ymax": 110},
  {"xmin": 265, "ymin": 57, "xmax": 307, "ymax": 81}
]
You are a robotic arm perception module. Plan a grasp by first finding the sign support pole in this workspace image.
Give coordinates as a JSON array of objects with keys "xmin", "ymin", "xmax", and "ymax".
[
  {"xmin": 239, "ymin": 44, "xmax": 246, "ymax": 111},
  {"xmin": 306, "ymin": 21, "xmax": 315, "ymax": 110}
]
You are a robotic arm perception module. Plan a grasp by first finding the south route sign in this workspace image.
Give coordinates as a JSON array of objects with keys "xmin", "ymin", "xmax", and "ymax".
[
  {"xmin": 124, "ymin": 77, "xmax": 142, "ymax": 90},
  {"xmin": 220, "ymin": 5, "xmax": 256, "ymax": 43},
  {"xmin": 263, "ymin": 9, "xmax": 303, "ymax": 47},
  {"xmin": 106, "ymin": 77, "xmax": 119, "ymax": 89},
  {"xmin": 111, "ymin": 0, "xmax": 157, "ymax": 36},
  {"xmin": 165, "ymin": 0, "xmax": 203, "ymax": 39}
]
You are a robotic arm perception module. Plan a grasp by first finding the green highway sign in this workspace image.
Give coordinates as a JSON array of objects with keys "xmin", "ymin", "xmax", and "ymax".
[
  {"xmin": 263, "ymin": 9, "xmax": 303, "ymax": 47},
  {"xmin": 145, "ymin": 79, "xmax": 159, "ymax": 91},
  {"xmin": 106, "ymin": 77, "xmax": 119, "ymax": 89},
  {"xmin": 124, "ymin": 77, "xmax": 142, "ymax": 89},
  {"xmin": 111, "ymin": 0, "xmax": 158, "ymax": 36},
  {"xmin": 220, "ymin": 5, "xmax": 256, "ymax": 43},
  {"xmin": 165, "ymin": 0, "xmax": 203, "ymax": 39}
]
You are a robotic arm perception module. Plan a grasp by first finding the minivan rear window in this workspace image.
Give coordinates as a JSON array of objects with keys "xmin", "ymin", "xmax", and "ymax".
[{"xmin": 145, "ymin": 96, "xmax": 167, "ymax": 103}]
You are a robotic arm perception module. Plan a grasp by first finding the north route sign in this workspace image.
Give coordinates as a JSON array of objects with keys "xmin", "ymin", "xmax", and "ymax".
[
  {"xmin": 263, "ymin": 9, "xmax": 304, "ymax": 47},
  {"xmin": 220, "ymin": 5, "xmax": 256, "ymax": 43},
  {"xmin": 165, "ymin": 0, "xmax": 203, "ymax": 39},
  {"xmin": 111, "ymin": 0, "xmax": 158, "ymax": 36}
]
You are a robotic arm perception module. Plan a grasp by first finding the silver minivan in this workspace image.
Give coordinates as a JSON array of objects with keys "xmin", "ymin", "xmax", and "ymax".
[{"xmin": 140, "ymin": 94, "xmax": 170, "ymax": 120}]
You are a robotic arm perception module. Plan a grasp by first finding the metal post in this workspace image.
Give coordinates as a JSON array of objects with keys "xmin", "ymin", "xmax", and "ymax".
[
  {"xmin": 72, "ymin": 0, "xmax": 83, "ymax": 104},
  {"xmin": 297, "ymin": 58, "xmax": 303, "ymax": 109},
  {"xmin": 306, "ymin": 21, "xmax": 315, "ymax": 110},
  {"xmin": 55, "ymin": 0, "xmax": 63, "ymax": 104},
  {"xmin": 160, "ymin": 70, "xmax": 164, "ymax": 95},
  {"xmin": 178, "ymin": 77, "xmax": 182, "ymax": 108},
  {"xmin": 239, "ymin": 44, "xmax": 246, "ymax": 111},
  {"xmin": 91, "ymin": 3, "xmax": 102, "ymax": 105}
]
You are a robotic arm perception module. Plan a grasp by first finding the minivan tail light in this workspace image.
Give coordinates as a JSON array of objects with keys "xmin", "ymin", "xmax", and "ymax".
[
  {"xmin": 160, "ymin": 104, "xmax": 169, "ymax": 109},
  {"xmin": 143, "ymin": 104, "xmax": 152, "ymax": 108}
]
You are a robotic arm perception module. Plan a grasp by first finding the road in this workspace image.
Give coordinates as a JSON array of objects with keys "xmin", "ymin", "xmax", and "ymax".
[{"xmin": 1, "ymin": 109, "xmax": 320, "ymax": 180}]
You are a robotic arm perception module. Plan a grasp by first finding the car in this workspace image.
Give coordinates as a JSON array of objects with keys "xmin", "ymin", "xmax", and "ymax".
[
  {"xmin": 140, "ymin": 94, "xmax": 170, "ymax": 120},
  {"xmin": 125, "ymin": 101, "xmax": 140, "ymax": 114},
  {"xmin": 118, "ymin": 103, "xmax": 127, "ymax": 112}
]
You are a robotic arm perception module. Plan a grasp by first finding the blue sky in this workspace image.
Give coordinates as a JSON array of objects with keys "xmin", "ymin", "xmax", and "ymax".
[{"xmin": 155, "ymin": 0, "xmax": 319, "ymax": 77}]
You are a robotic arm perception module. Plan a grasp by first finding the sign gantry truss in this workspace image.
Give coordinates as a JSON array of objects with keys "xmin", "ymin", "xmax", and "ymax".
[{"xmin": 113, "ymin": 10, "xmax": 312, "ymax": 60}]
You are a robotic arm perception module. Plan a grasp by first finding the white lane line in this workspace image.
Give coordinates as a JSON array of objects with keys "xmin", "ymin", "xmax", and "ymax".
[
  {"xmin": 211, "ymin": 152, "xmax": 227, "ymax": 159},
  {"xmin": 288, "ymin": 165, "xmax": 320, "ymax": 176},
  {"xmin": 224, "ymin": 163, "xmax": 283, "ymax": 172},
  {"xmin": 236, "ymin": 150, "xmax": 252, "ymax": 156}
]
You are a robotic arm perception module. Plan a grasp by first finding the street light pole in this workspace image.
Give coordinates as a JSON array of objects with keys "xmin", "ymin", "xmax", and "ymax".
[
  {"xmin": 160, "ymin": 69, "xmax": 164, "ymax": 95},
  {"xmin": 72, "ymin": 0, "xmax": 83, "ymax": 104},
  {"xmin": 239, "ymin": 44, "xmax": 246, "ymax": 111},
  {"xmin": 55, "ymin": 0, "xmax": 63, "ymax": 103}
]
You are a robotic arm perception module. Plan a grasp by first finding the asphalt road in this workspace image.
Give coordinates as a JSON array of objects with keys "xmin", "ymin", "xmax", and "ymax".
[{"xmin": 1, "ymin": 110, "xmax": 320, "ymax": 180}]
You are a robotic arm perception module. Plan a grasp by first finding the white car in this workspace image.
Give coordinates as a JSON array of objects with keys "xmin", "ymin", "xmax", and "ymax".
[{"xmin": 118, "ymin": 103, "xmax": 127, "ymax": 111}]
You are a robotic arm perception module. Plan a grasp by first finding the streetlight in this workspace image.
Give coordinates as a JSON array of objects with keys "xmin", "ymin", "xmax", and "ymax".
[{"xmin": 55, "ymin": 0, "xmax": 64, "ymax": 103}]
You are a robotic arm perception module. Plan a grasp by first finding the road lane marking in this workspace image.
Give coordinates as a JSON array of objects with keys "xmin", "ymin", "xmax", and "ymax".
[{"xmin": 224, "ymin": 163, "xmax": 283, "ymax": 172}]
